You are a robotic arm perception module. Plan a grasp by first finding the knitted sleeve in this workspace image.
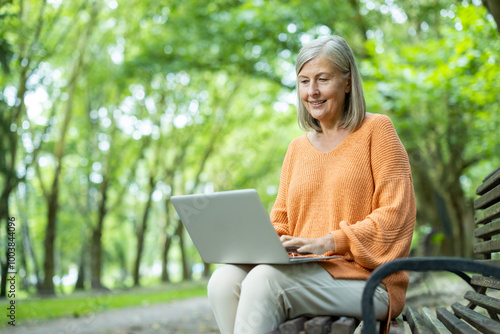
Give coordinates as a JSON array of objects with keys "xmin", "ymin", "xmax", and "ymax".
[
  {"xmin": 270, "ymin": 141, "xmax": 294, "ymax": 236},
  {"xmin": 331, "ymin": 115, "xmax": 416, "ymax": 268}
]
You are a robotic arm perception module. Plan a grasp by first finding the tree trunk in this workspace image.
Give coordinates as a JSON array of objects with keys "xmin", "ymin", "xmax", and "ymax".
[
  {"xmin": 133, "ymin": 174, "xmax": 156, "ymax": 286},
  {"xmin": 162, "ymin": 119, "xmax": 225, "ymax": 282},
  {"xmin": 0, "ymin": 10, "xmax": 29, "ymax": 299},
  {"xmin": 161, "ymin": 232, "xmax": 172, "ymax": 283},
  {"xmin": 90, "ymin": 176, "xmax": 109, "ymax": 290},
  {"xmin": 411, "ymin": 147, "xmax": 476, "ymax": 257},
  {"xmin": 441, "ymin": 181, "xmax": 475, "ymax": 258},
  {"xmin": 39, "ymin": 81, "xmax": 73, "ymax": 295},
  {"xmin": 0, "ymin": 194, "xmax": 10, "ymax": 298},
  {"xmin": 0, "ymin": 121, "xmax": 19, "ymax": 297},
  {"xmin": 202, "ymin": 262, "xmax": 211, "ymax": 279},
  {"xmin": 117, "ymin": 243, "xmax": 128, "ymax": 285},
  {"xmin": 161, "ymin": 200, "xmax": 173, "ymax": 282},
  {"xmin": 484, "ymin": 0, "xmax": 500, "ymax": 33},
  {"xmin": 74, "ymin": 244, "xmax": 86, "ymax": 290},
  {"xmin": 39, "ymin": 1, "xmax": 98, "ymax": 296},
  {"xmin": 178, "ymin": 222, "xmax": 191, "ymax": 281},
  {"xmin": 21, "ymin": 216, "xmax": 41, "ymax": 288},
  {"xmin": 40, "ymin": 188, "xmax": 59, "ymax": 295},
  {"xmin": 409, "ymin": 158, "xmax": 441, "ymax": 256},
  {"xmin": 90, "ymin": 224, "xmax": 104, "ymax": 289}
]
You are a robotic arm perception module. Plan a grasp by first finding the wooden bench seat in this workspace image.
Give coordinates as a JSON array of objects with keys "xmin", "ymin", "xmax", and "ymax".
[
  {"xmin": 267, "ymin": 165, "xmax": 500, "ymax": 334},
  {"xmin": 267, "ymin": 316, "xmax": 405, "ymax": 334}
]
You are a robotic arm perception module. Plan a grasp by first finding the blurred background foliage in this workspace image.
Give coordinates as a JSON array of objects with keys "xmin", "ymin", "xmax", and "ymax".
[{"xmin": 0, "ymin": 0, "xmax": 499, "ymax": 298}]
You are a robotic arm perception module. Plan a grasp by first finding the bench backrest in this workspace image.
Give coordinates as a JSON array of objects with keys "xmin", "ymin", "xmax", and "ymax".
[{"xmin": 472, "ymin": 166, "xmax": 500, "ymax": 318}]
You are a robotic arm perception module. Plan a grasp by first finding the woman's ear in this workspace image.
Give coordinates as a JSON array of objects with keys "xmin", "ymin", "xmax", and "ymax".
[{"xmin": 345, "ymin": 73, "xmax": 352, "ymax": 93}]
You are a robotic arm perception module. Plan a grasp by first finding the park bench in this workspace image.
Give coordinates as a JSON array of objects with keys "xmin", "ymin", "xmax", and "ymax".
[{"xmin": 267, "ymin": 165, "xmax": 500, "ymax": 334}]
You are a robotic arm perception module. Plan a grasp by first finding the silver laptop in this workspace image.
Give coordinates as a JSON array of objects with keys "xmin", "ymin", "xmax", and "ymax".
[{"xmin": 170, "ymin": 189, "xmax": 339, "ymax": 264}]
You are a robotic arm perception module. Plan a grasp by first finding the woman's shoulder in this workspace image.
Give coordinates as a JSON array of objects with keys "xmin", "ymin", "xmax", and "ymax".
[
  {"xmin": 288, "ymin": 134, "xmax": 309, "ymax": 149},
  {"xmin": 363, "ymin": 113, "xmax": 393, "ymax": 126},
  {"xmin": 358, "ymin": 113, "xmax": 396, "ymax": 135},
  {"xmin": 281, "ymin": 135, "xmax": 309, "ymax": 166},
  {"xmin": 364, "ymin": 114, "xmax": 406, "ymax": 154}
]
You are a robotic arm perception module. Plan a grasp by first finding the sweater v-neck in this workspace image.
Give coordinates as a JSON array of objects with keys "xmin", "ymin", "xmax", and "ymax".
[{"xmin": 304, "ymin": 114, "xmax": 376, "ymax": 155}]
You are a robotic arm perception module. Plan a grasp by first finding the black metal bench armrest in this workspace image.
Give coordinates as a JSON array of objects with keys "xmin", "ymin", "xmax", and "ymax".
[{"xmin": 361, "ymin": 257, "xmax": 500, "ymax": 334}]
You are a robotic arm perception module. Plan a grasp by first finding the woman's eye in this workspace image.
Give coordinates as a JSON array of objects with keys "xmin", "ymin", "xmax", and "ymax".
[
  {"xmin": 319, "ymin": 78, "xmax": 327, "ymax": 82},
  {"xmin": 300, "ymin": 80, "xmax": 309, "ymax": 84}
]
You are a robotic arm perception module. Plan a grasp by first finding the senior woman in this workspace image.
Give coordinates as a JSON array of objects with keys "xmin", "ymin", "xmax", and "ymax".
[{"xmin": 207, "ymin": 35, "xmax": 415, "ymax": 334}]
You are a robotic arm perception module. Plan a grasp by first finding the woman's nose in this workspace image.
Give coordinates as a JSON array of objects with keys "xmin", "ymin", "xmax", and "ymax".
[{"xmin": 308, "ymin": 82, "xmax": 319, "ymax": 96}]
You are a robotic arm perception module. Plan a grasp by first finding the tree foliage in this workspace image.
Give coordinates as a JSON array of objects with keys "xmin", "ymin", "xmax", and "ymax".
[{"xmin": 0, "ymin": 0, "xmax": 498, "ymax": 296}]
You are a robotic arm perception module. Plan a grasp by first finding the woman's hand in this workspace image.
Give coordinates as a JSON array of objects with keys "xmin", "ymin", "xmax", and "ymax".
[{"xmin": 280, "ymin": 234, "xmax": 335, "ymax": 255}]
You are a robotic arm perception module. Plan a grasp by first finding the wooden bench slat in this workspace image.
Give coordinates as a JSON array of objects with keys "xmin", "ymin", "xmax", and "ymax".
[
  {"xmin": 464, "ymin": 290, "xmax": 500, "ymax": 314},
  {"xmin": 330, "ymin": 317, "xmax": 359, "ymax": 334},
  {"xmin": 420, "ymin": 307, "xmax": 451, "ymax": 334},
  {"xmin": 474, "ymin": 238, "xmax": 500, "ymax": 254},
  {"xmin": 475, "ymin": 202, "xmax": 500, "ymax": 226},
  {"xmin": 476, "ymin": 259, "xmax": 500, "ymax": 268},
  {"xmin": 471, "ymin": 275, "xmax": 500, "ymax": 290},
  {"xmin": 405, "ymin": 307, "xmax": 434, "ymax": 334},
  {"xmin": 466, "ymin": 290, "xmax": 500, "ymax": 321},
  {"xmin": 477, "ymin": 167, "xmax": 500, "ymax": 195},
  {"xmin": 304, "ymin": 316, "xmax": 333, "ymax": 334},
  {"xmin": 436, "ymin": 307, "xmax": 478, "ymax": 334},
  {"xmin": 475, "ymin": 217, "xmax": 500, "ymax": 238},
  {"xmin": 474, "ymin": 184, "xmax": 500, "ymax": 210},
  {"xmin": 483, "ymin": 166, "xmax": 500, "ymax": 182},
  {"xmin": 278, "ymin": 316, "xmax": 309, "ymax": 334},
  {"xmin": 451, "ymin": 302, "xmax": 500, "ymax": 334}
]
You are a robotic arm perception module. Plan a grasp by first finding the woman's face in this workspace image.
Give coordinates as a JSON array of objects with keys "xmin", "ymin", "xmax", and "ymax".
[{"xmin": 298, "ymin": 56, "xmax": 351, "ymax": 126}]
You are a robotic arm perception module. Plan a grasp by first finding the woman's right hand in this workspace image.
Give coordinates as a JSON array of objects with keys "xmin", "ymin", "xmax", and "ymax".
[{"xmin": 280, "ymin": 234, "xmax": 335, "ymax": 255}]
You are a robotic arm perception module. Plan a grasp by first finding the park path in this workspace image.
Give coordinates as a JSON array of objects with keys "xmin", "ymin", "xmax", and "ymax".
[{"xmin": 9, "ymin": 296, "xmax": 219, "ymax": 334}]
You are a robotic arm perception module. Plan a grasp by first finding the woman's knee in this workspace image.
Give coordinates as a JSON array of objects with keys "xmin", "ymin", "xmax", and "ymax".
[
  {"xmin": 240, "ymin": 265, "xmax": 289, "ymax": 297},
  {"xmin": 207, "ymin": 264, "xmax": 251, "ymax": 300},
  {"xmin": 235, "ymin": 265, "xmax": 290, "ymax": 333}
]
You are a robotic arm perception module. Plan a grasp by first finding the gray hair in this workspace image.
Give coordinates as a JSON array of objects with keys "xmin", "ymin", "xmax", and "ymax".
[{"xmin": 295, "ymin": 35, "xmax": 366, "ymax": 132}]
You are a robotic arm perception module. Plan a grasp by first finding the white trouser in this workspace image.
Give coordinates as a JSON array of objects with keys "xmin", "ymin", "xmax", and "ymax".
[{"xmin": 207, "ymin": 263, "xmax": 389, "ymax": 334}]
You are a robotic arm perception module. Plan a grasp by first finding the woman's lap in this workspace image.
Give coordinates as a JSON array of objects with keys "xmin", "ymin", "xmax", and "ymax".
[{"xmin": 208, "ymin": 263, "xmax": 389, "ymax": 334}]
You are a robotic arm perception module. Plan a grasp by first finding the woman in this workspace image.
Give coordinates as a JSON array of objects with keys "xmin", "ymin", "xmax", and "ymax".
[{"xmin": 207, "ymin": 35, "xmax": 415, "ymax": 334}]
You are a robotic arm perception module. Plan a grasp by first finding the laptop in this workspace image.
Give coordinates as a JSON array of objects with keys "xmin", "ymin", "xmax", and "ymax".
[{"xmin": 170, "ymin": 189, "xmax": 339, "ymax": 264}]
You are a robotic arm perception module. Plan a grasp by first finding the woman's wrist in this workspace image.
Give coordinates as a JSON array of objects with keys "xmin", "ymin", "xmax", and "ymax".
[{"xmin": 320, "ymin": 233, "xmax": 335, "ymax": 253}]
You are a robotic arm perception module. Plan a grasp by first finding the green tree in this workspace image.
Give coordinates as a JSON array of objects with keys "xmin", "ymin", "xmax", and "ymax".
[{"xmin": 1, "ymin": 0, "xmax": 499, "ymax": 297}]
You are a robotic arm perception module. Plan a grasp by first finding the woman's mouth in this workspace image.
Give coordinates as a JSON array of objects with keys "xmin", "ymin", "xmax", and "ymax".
[{"xmin": 309, "ymin": 100, "xmax": 327, "ymax": 106}]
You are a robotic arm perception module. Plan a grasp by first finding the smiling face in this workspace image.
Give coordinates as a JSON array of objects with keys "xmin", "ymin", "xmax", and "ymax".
[{"xmin": 298, "ymin": 56, "xmax": 351, "ymax": 129}]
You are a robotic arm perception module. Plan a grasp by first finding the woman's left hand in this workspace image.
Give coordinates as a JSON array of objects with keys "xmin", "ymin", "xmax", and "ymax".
[{"xmin": 280, "ymin": 234, "xmax": 335, "ymax": 255}]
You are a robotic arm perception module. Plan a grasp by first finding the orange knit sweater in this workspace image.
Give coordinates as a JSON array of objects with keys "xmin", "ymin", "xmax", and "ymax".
[{"xmin": 270, "ymin": 113, "xmax": 416, "ymax": 319}]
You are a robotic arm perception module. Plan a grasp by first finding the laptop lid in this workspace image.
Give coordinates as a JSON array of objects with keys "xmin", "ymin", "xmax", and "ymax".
[{"xmin": 170, "ymin": 189, "xmax": 338, "ymax": 264}]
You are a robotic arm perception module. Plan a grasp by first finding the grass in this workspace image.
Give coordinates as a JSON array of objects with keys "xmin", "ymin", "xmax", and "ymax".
[{"xmin": 0, "ymin": 280, "xmax": 208, "ymax": 327}]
